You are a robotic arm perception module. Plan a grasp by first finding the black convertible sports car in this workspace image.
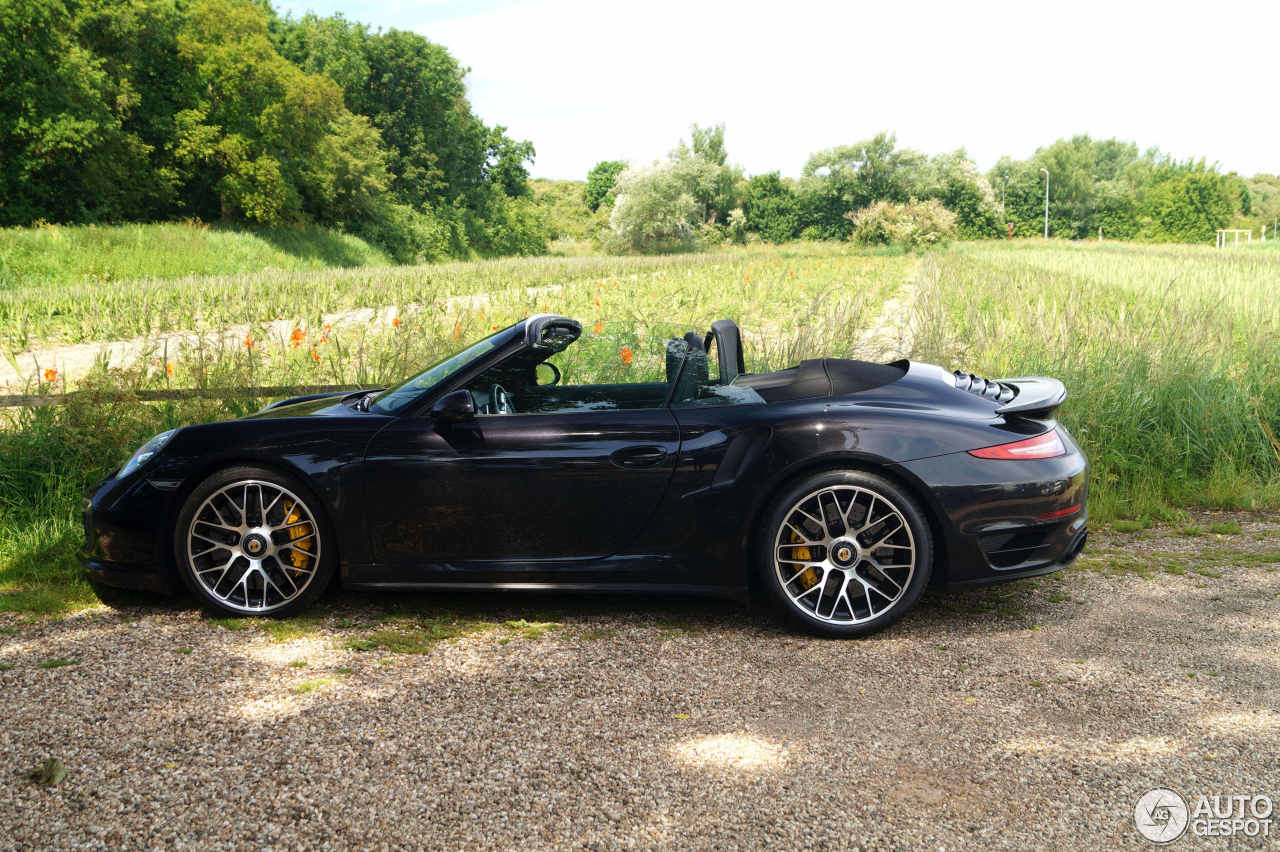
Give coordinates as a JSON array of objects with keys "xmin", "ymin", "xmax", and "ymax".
[{"xmin": 85, "ymin": 315, "xmax": 1088, "ymax": 636}]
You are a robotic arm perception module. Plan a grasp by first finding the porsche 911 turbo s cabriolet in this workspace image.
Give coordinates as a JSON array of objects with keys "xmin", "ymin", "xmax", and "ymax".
[{"xmin": 85, "ymin": 315, "xmax": 1088, "ymax": 636}]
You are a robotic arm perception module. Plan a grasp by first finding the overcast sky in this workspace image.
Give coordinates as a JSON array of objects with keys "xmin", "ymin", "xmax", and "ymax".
[{"xmin": 275, "ymin": 0, "xmax": 1279, "ymax": 181}]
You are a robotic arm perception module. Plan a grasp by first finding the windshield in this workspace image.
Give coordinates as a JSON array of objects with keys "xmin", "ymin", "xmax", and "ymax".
[{"xmin": 371, "ymin": 324, "xmax": 519, "ymax": 413}]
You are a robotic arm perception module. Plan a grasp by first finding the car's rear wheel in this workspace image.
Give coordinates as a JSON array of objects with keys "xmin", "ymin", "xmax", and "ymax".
[
  {"xmin": 760, "ymin": 470, "xmax": 932, "ymax": 637},
  {"xmin": 174, "ymin": 466, "xmax": 335, "ymax": 617}
]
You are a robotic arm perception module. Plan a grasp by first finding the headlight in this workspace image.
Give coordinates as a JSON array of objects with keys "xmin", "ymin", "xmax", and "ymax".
[{"xmin": 117, "ymin": 429, "xmax": 177, "ymax": 479}]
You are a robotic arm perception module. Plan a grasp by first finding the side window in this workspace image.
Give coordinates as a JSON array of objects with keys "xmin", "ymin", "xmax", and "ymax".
[
  {"xmin": 467, "ymin": 337, "xmax": 675, "ymax": 415},
  {"xmin": 668, "ymin": 341, "xmax": 765, "ymax": 409}
]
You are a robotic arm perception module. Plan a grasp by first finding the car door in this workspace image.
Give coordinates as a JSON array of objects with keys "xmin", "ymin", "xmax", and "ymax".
[{"xmin": 360, "ymin": 406, "xmax": 680, "ymax": 573}]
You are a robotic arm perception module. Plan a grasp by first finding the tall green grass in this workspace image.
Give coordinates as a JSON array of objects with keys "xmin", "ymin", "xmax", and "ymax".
[
  {"xmin": 0, "ymin": 221, "xmax": 392, "ymax": 294},
  {"xmin": 911, "ymin": 241, "xmax": 1280, "ymax": 520}
]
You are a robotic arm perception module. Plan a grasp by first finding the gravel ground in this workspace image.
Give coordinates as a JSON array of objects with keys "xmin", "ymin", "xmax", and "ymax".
[{"xmin": 2, "ymin": 513, "xmax": 1278, "ymax": 850}]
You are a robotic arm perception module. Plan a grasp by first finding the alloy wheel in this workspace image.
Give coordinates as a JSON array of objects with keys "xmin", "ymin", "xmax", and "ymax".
[
  {"xmin": 184, "ymin": 479, "xmax": 322, "ymax": 614},
  {"xmin": 773, "ymin": 485, "xmax": 917, "ymax": 625}
]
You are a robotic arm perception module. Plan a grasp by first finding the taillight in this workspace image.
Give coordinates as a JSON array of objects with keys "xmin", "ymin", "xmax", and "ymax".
[{"xmin": 968, "ymin": 430, "xmax": 1066, "ymax": 460}]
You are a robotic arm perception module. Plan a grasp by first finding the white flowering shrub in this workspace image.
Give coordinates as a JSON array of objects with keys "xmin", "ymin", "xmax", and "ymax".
[
  {"xmin": 847, "ymin": 199, "xmax": 958, "ymax": 247},
  {"xmin": 608, "ymin": 162, "xmax": 700, "ymax": 253}
]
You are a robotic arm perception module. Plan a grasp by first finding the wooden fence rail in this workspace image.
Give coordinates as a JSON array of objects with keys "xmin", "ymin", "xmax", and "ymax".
[{"xmin": 0, "ymin": 385, "xmax": 362, "ymax": 409}]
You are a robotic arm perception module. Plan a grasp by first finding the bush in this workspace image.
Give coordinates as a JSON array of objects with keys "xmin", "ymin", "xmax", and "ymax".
[
  {"xmin": 727, "ymin": 208, "xmax": 747, "ymax": 244},
  {"xmin": 608, "ymin": 163, "xmax": 699, "ymax": 253},
  {"xmin": 847, "ymin": 199, "xmax": 957, "ymax": 247}
]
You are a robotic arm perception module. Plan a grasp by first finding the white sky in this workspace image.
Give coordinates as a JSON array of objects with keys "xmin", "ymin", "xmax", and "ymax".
[{"xmin": 276, "ymin": 0, "xmax": 1279, "ymax": 180}]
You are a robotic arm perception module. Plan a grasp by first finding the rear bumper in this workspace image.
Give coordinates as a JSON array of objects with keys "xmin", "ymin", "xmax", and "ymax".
[
  {"xmin": 900, "ymin": 426, "xmax": 1089, "ymax": 586},
  {"xmin": 945, "ymin": 528, "xmax": 1087, "ymax": 588}
]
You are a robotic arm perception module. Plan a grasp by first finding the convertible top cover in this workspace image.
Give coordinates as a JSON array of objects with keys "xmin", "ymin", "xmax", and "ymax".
[{"xmin": 736, "ymin": 358, "xmax": 908, "ymax": 403}]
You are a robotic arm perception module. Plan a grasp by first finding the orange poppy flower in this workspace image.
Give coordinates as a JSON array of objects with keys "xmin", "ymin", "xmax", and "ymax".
[
  {"xmin": 43, "ymin": 368, "xmax": 58, "ymax": 383},
  {"xmin": 452, "ymin": 322, "xmax": 462, "ymax": 340},
  {"xmin": 620, "ymin": 347, "xmax": 633, "ymax": 365},
  {"xmin": 744, "ymin": 273, "xmax": 751, "ymax": 282},
  {"xmin": 492, "ymin": 325, "xmax": 499, "ymax": 331},
  {"xmin": 392, "ymin": 316, "xmax": 401, "ymax": 328},
  {"xmin": 593, "ymin": 320, "xmax": 603, "ymax": 335},
  {"xmin": 310, "ymin": 348, "xmax": 320, "ymax": 363},
  {"xmin": 594, "ymin": 297, "xmax": 601, "ymax": 308},
  {"xmin": 243, "ymin": 334, "xmax": 255, "ymax": 350},
  {"xmin": 290, "ymin": 328, "xmax": 305, "ymax": 348},
  {"xmin": 165, "ymin": 362, "xmax": 174, "ymax": 376}
]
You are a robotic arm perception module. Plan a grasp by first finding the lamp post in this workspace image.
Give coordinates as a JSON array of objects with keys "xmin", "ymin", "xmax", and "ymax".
[{"xmin": 1039, "ymin": 168, "xmax": 1050, "ymax": 238}]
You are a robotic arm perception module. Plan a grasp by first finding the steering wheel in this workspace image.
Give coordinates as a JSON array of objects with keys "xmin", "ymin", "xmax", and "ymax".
[{"xmin": 488, "ymin": 383, "xmax": 515, "ymax": 414}]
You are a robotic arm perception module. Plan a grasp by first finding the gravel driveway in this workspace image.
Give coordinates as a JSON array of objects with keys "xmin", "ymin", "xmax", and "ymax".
[{"xmin": 3, "ymin": 514, "xmax": 1278, "ymax": 849}]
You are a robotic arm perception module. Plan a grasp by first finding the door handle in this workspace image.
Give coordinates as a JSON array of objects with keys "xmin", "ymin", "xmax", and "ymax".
[{"xmin": 610, "ymin": 445, "xmax": 669, "ymax": 468}]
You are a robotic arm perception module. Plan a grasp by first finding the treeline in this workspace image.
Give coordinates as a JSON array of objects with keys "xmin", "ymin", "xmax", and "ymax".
[
  {"xmin": 1, "ymin": 0, "xmax": 544, "ymax": 261},
  {"xmin": 5, "ymin": 0, "xmax": 1273, "ymax": 260},
  {"xmin": 564, "ymin": 129, "xmax": 1273, "ymax": 253}
]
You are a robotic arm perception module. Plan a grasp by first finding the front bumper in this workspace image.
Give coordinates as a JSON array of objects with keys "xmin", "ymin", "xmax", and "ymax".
[
  {"xmin": 900, "ymin": 426, "xmax": 1089, "ymax": 586},
  {"xmin": 83, "ymin": 475, "xmax": 178, "ymax": 595}
]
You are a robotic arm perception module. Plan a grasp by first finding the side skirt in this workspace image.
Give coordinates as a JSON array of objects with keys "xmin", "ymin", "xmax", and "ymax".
[{"xmin": 343, "ymin": 580, "xmax": 747, "ymax": 601}]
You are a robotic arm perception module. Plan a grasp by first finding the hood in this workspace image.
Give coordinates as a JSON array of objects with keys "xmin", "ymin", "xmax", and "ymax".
[{"xmin": 245, "ymin": 390, "xmax": 365, "ymax": 420}]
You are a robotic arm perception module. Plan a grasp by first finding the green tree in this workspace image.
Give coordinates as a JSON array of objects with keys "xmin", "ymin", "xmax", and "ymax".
[
  {"xmin": 174, "ymin": 0, "xmax": 349, "ymax": 223},
  {"xmin": 798, "ymin": 132, "xmax": 927, "ymax": 238},
  {"xmin": 585, "ymin": 159, "xmax": 627, "ymax": 211},
  {"xmin": 742, "ymin": 173, "xmax": 799, "ymax": 242},
  {"xmin": 1138, "ymin": 162, "xmax": 1233, "ymax": 243},
  {"xmin": 0, "ymin": 0, "xmax": 146, "ymax": 224},
  {"xmin": 276, "ymin": 13, "xmax": 370, "ymax": 95},
  {"xmin": 670, "ymin": 123, "xmax": 741, "ymax": 224},
  {"xmin": 484, "ymin": 128, "xmax": 535, "ymax": 199},
  {"xmin": 995, "ymin": 136, "xmax": 1143, "ymax": 238},
  {"xmin": 924, "ymin": 151, "xmax": 1002, "ymax": 239},
  {"xmin": 352, "ymin": 28, "xmax": 487, "ymax": 209}
]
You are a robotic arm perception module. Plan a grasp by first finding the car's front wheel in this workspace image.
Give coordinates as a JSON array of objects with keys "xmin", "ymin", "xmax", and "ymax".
[
  {"xmin": 174, "ymin": 466, "xmax": 335, "ymax": 617},
  {"xmin": 760, "ymin": 470, "xmax": 932, "ymax": 637}
]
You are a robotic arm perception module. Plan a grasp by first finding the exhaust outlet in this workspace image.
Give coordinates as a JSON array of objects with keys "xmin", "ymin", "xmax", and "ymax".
[{"xmin": 1064, "ymin": 531, "xmax": 1088, "ymax": 564}]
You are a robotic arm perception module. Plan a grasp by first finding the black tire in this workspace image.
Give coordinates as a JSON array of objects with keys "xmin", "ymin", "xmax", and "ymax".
[
  {"xmin": 758, "ymin": 469, "xmax": 933, "ymax": 637},
  {"xmin": 174, "ymin": 465, "xmax": 336, "ymax": 618}
]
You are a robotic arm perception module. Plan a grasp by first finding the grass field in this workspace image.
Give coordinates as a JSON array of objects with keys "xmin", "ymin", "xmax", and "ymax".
[
  {"xmin": 912, "ymin": 241, "xmax": 1280, "ymax": 520},
  {"xmin": 1, "ymin": 236, "xmax": 1277, "ymax": 614},
  {"xmin": 0, "ymin": 222, "xmax": 392, "ymax": 295}
]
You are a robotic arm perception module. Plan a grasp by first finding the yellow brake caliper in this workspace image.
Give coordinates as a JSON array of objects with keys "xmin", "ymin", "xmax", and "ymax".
[
  {"xmin": 789, "ymin": 529, "xmax": 817, "ymax": 589},
  {"xmin": 282, "ymin": 499, "xmax": 313, "ymax": 572}
]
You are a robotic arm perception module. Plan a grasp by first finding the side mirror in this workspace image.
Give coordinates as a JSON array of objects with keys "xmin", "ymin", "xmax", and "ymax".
[{"xmin": 430, "ymin": 389, "xmax": 476, "ymax": 423}]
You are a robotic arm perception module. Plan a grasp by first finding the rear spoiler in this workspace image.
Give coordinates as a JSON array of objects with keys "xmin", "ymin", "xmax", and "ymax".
[{"xmin": 994, "ymin": 377, "xmax": 1067, "ymax": 417}]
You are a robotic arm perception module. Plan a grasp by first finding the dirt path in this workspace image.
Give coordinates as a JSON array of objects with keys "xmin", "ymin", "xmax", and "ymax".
[
  {"xmin": 2, "ymin": 512, "xmax": 1277, "ymax": 848},
  {"xmin": 852, "ymin": 270, "xmax": 919, "ymax": 361},
  {"xmin": 1, "ymin": 284, "xmax": 565, "ymax": 392}
]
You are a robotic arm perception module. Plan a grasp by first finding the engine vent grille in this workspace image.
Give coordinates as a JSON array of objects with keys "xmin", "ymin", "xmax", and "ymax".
[{"xmin": 953, "ymin": 371, "xmax": 1016, "ymax": 404}]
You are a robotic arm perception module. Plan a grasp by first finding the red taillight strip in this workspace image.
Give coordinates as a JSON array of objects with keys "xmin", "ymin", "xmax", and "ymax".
[
  {"xmin": 1037, "ymin": 504, "xmax": 1081, "ymax": 520},
  {"xmin": 968, "ymin": 430, "xmax": 1066, "ymax": 460}
]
